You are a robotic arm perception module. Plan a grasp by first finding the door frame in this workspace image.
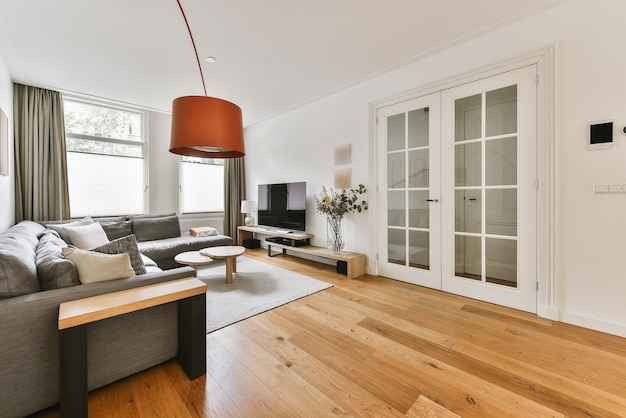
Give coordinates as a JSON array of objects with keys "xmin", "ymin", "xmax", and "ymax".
[{"xmin": 368, "ymin": 46, "xmax": 556, "ymax": 319}]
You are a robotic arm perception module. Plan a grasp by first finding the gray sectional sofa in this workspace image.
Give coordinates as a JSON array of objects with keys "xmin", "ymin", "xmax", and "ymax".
[{"xmin": 0, "ymin": 214, "xmax": 232, "ymax": 417}]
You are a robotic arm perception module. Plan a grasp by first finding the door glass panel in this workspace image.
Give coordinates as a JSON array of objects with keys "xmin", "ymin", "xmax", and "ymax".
[
  {"xmin": 455, "ymin": 190, "xmax": 481, "ymax": 233},
  {"xmin": 455, "ymin": 143, "xmax": 481, "ymax": 186},
  {"xmin": 486, "ymin": 86, "xmax": 517, "ymax": 137},
  {"xmin": 388, "ymin": 228, "xmax": 406, "ymax": 265},
  {"xmin": 388, "ymin": 191, "xmax": 405, "ymax": 227},
  {"xmin": 409, "ymin": 149, "xmax": 429, "ymax": 188},
  {"xmin": 409, "ymin": 191, "xmax": 429, "ymax": 228},
  {"xmin": 453, "ymin": 85, "xmax": 520, "ymax": 287},
  {"xmin": 409, "ymin": 231, "xmax": 429, "ymax": 269},
  {"xmin": 455, "ymin": 94, "xmax": 482, "ymax": 141},
  {"xmin": 486, "ymin": 238, "xmax": 517, "ymax": 287},
  {"xmin": 455, "ymin": 235, "xmax": 481, "ymax": 280},
  {"xmin": 386, "ymin": 105, "xmax": 433, "ymax": 274},
  {"xmin": 387, "ymin": 152, "xmax": 405, "ymax": 188},
  {"xmin": 486, "ymin": 189, "xmax": 517, "ymax": 236},
  {"xmin": 486, "ymin": 137, "xmax": 517, "ymax": 186},
  {"xmin": 387, "ymin": 113, "xmax": 405, "ymax": 151},
  {"xmin": 408, "ymin": 108, "xmax": 429, "ymax": 148}
]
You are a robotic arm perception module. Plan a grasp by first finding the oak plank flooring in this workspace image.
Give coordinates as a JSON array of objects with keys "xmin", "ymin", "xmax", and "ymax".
[
  {"xmin": 407, "ymin": 395, "xmax": 463, "ymax": 418},
  {"xmin": 32, "ymin": 249, "xmax": 626, "ymax": 417}
]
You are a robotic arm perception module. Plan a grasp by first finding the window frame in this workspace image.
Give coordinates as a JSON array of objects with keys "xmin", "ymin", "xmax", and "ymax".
[
  {"xmin": 63, "ymin": 97, "xmax": 150, "ymax": 217},
  {"xmin": 179, "ymin": 156, "xmax": 225, "ymax": 215}
]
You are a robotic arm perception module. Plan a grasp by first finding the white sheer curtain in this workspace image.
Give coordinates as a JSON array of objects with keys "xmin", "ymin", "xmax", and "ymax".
[{"xmin": 13, "ymin": 83, "xmax": 70, "ymax": 222}]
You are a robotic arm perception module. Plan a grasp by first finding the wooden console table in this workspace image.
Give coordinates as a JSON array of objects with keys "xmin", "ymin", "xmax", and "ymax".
[
  {"xmin": 238, "ymin": 226, "xmax": 366, "ymax": 279},
  {"xmin": 58, "ymin": 277, "xmax": 207, "ymax": 418}
]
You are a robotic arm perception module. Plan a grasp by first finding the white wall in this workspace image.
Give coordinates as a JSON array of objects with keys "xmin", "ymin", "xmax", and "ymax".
[
  {"xmin": 244, "ymin": 0, "xmax": 626, "ymax": 337},
  {"xmin": 0, "ymin": 54, "xmax": 13, "ymax": 231}
]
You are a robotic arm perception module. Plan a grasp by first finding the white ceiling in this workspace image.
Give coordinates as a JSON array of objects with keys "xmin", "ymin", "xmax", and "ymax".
[{"xmin": 0, "ymin": 0, "xmax": 565, "ymax": 127}]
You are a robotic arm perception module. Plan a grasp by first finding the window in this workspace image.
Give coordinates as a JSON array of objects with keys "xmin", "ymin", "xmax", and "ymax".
[
  {"xmin": 180, "ymin": 157, "xmax": 224, "ymax": 213},
  {"xmin": 64, "ymin": 99, "xmax": 146, "ymax": 217}
]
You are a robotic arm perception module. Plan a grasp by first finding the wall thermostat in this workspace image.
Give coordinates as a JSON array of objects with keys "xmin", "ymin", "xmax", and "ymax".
[{"xmin": 588, "ymin": 120, "xmax": 614, "ymax": 149}]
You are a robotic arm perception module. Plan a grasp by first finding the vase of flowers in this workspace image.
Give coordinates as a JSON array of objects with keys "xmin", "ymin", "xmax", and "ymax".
[
  {"xmin": 326, "ymin": 214, "xmax": 344, "ymax": 253},
  {"xmin": 314, "ymin": 184, "xmax": 368, "ymax": 253}
]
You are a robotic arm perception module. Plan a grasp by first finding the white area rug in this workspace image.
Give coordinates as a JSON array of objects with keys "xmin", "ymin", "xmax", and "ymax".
[{"xmin": 197, "ymin": 256, "xmax": 332, "ymax": 333}]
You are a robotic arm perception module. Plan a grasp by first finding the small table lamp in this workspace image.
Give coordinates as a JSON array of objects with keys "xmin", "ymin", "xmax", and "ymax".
[{"xmin": 241, "ymin": 200, "xmax": 256, "ymax": 226}]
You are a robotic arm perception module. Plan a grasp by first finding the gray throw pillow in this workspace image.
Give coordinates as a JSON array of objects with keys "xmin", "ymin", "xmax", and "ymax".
[
  {"xmin": 99, "ymin": 220, "xmax": 133, "ymax": 241},
  {"xmin": 92, "ymin": 234, "xmax": 146, "ymax": 275},
  {"xmin": 131, "ymin": 215, "xmax": 181, "ymax": 242}
]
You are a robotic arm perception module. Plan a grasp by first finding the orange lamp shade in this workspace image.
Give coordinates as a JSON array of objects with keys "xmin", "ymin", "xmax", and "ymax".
[{"xmin": 169, "ymin": 96, "xmax": 245, "ymax": 158}]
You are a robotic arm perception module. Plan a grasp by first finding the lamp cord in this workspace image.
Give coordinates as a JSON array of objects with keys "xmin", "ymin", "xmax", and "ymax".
[{"xmin": 175, "ymin": 0, "xmax": 208, "ymax": 97}]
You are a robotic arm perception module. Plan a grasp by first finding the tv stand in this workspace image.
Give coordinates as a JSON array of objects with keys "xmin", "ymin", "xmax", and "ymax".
[
  {"xmin": 237, "ymin": 226, "xmax": 366, "ymax": 279},
  {"xmin": 237, "ymin": 226, "xmax": 313, "ymax": 245}
]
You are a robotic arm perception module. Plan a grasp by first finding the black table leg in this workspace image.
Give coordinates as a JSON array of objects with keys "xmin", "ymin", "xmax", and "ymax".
[
  {"xmin": 178, "ymin": 293, "xmax": 206, "ymax": 379},
  {"xmin": 60, "ymin": 325, "xmax": 88, "ymax": 418},
  {"xmin": 267, "ymin": 244, "xmax": 287, "ymax": 257}
]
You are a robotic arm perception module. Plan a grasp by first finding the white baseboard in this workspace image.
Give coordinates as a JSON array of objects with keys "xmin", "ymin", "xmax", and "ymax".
[{"xmin": 560, "ymin": 312, "xmax": 626, "ymax": 338}]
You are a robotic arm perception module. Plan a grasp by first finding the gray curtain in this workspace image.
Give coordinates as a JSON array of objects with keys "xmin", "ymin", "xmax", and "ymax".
[
  {"xmin": 13, "ymin": 83, "xmax": 70, "ymax": 222},
  {"xmin": 223, "ymin": 157, "xmax": 245, "ymax": 241}
]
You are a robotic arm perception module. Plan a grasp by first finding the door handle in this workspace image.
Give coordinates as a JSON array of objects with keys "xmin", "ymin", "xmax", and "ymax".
[{"xmin": 426, "ymin": 198, "xmax": 439, "ymax": 202}]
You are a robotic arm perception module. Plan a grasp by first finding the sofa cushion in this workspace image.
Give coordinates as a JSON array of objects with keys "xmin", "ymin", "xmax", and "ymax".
[
  {"xmin": 131, "ymin": 215, "xmax": 181, "ymax": 242},
  {"xmin": 44, "ymin": 216, "xmax": 93, "ymax": 244},
  {"xmin": 92, "ymin": 234, "xmax": 146, "ymax": 275},
  {"xmin": 35, "ymin": 230, "xmax": 80, "ymax": 290},
  {"xmin": 99, "ymin": 220, "xmax": 133, "ymax": 241},
  {"xmin": 64, "ymin": 222, "xmax": 110, "ymax": 249},
  {"xmin": 62, "ymin": 247, "xmax": 135, "ymax": 284},
  {"xmin": 0, "ymin": 221, "xmax": 45, "ymax": 299}
]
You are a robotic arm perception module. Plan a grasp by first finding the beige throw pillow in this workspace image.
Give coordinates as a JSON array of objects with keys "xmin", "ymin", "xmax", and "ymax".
[
  {"xmin": 64, "ymin": 222, "xmax": 110, "ymax": 250},
  {"xmin": 62, "ymin": 247, "xmax": 135, "ymax": 284}
]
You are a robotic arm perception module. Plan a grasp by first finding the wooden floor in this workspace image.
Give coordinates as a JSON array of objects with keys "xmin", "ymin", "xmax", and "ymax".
[{"xmin": 34, "ymin": 248, "xmax": 626, "ymax": 417}]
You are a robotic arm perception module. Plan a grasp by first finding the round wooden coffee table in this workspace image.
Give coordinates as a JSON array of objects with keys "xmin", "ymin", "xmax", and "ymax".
[
  {"xmin": 174, "ymin": 251, "xmax": 215, "ymax": 270},
  {"xmin": 200, "ymin": 246, "xmax": 246, "ymax": 283}
]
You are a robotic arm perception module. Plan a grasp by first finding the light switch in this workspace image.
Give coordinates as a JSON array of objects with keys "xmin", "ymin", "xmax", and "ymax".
[
  {"xmin": 608, "ymin": 184, "xmax": 622, "ymax": 193},
  {"xmin": 593, "ymin": 184, "xmax": 607, "ymax": 193}
]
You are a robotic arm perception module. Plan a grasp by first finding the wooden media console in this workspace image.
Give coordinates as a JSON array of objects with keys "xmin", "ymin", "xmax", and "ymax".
[{"xmin": 238, "ymin": 226, "xmax": 366, "ymax": 279}]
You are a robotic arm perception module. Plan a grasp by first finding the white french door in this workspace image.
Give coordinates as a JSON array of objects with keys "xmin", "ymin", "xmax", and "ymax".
[
  {"xmin": 377, "ymin": 94, "xmax": 441, "ymax": 289},
  {"xmin": 377, "ymin": 65, "xmax": 538, "ymax": 313},
  {"xmin": 441, "ymin": 66, "xmax": 537, "ymax": 312}
]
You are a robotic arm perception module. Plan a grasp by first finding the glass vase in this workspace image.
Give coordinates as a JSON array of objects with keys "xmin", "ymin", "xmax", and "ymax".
[{"xmin": 326, "ymin": 215, "xmax": 344, "ymax": 253}]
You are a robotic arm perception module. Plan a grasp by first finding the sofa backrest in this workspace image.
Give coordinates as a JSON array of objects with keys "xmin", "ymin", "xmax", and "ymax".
[
  {"xmin": 41, "ymin": 213, "xmax": 182, "ymax": 243},
  {"xmin": 36, "ymin": 229, "xmax": 80, "ymax": 290},
  {"xmin": 0, "ymin": 221, "xmax": 46, "ymax": 299}
]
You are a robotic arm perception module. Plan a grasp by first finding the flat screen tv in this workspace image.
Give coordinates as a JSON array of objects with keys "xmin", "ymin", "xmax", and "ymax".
[{"xmin": 257, "ymin": 182, "xmax": 306, "ymax": 232}]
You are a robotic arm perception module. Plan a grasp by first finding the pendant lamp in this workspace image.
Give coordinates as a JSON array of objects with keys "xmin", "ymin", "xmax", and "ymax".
[{"xmin": 169, "ymin": 0, "xmax": 244, "ymax": 158}]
